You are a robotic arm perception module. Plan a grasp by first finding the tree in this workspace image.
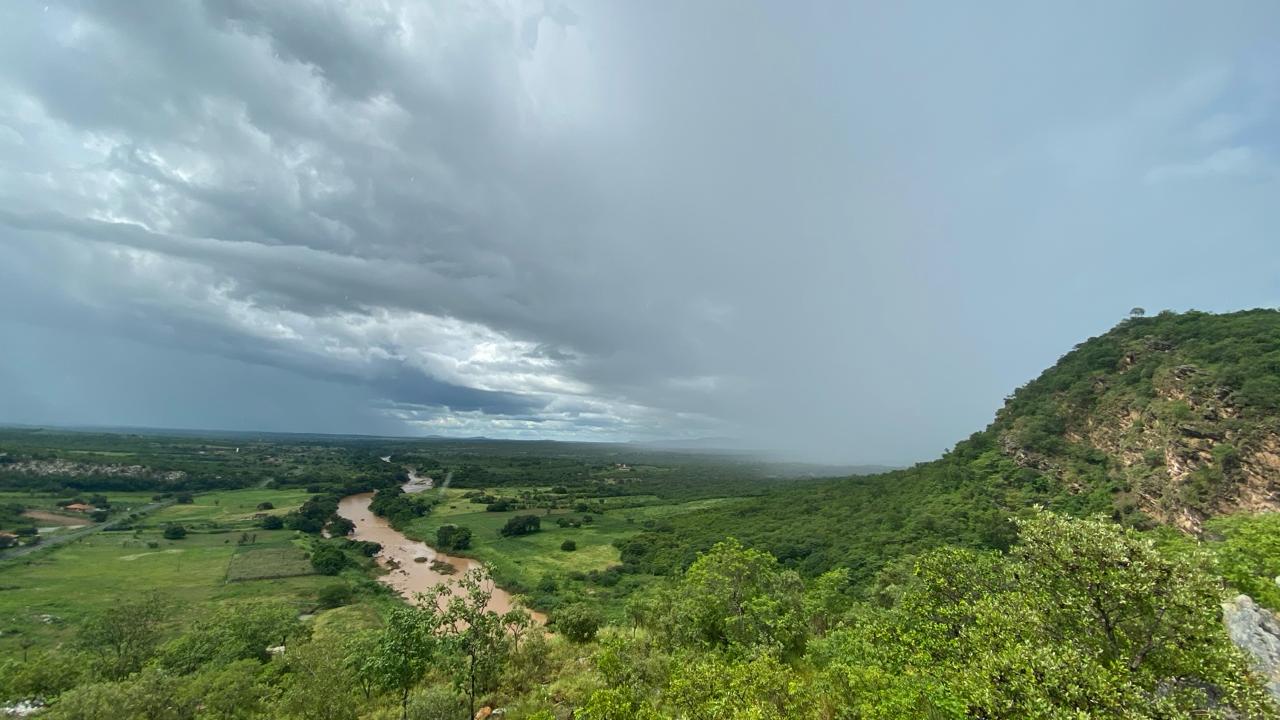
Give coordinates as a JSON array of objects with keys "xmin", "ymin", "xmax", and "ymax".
[
  {"xmin": 260, "ymin": 514, "xmax": 284, "ymax": 530},
  {"xmin": 1129, "ymin": 307, "xmax": 1146, "ymax": 318},
  {"xmin": 1014, "ymin": 509, "xmax": 1232, "ymax": 677},
  {"xmin": 441, "ymin": 569, "xmax": 513, "ymax": 720},
  {"xmin": 554, "ymin": 603, "xmax": 602, "ymax": 643},
  {"xmin": 273, "ymin": 637, "xmax": 361, "ymax": 720},
  {"xmin": 326, "ymin": 516, "xmax": 355, "ymax": 537},
  {"xmin": 310, "ymin": 543, "xmax": 347, "ymax": 575},
  {"xmin": 77, "ymin": 593, "xmax": 172, "ymax": 679},
  {"xmin": 499, "ymin": 514, "xmax": 541, "ymax": 537},
  {"xmin": 179, "ymin": 659, "xmax": 267, "ymax": 720},
  {"xmin": 157, "ymin": 600, "xmax": 303, "ymax": 674},
  {"xmin": 803, "ymin": 567, "xmax": 852, "ymax": 638},
  {"xmin": 666, "ymin": 652, "xmax": 810, "ymax": 720},
  {"xmin": 356, "ymin": 594, "xmax": 446, "ymax": 720},
  {"xmin": 436, "ymin": 524, "xmax": 472, "ymax": 551},
  {"xmin": 43, "ymin": 667, "xmax": 194, "ymax": 720},
  {"xmin": 665, "ymin": 538, "xmax": 806, "ymax": 655},
  {"xmin": 806, "ymin": 511, "xmax": 1277, "ymax": 719},
  {"xmin": 162, "ymin": 524, "xmax": 187, "ymax": 540}
]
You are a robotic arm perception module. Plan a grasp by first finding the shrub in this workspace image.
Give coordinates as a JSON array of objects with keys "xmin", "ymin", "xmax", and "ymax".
[
  {"xmin": 162, "ymin": 524, "xmax": 187, "ymax": 540},
  {"xmin": 256, "ymin": 502, "xmax": 274, "ymax": 511},
  {"xmin": 316, "ymin": 583, "xmax": 353, "ymax": 609},
  {"xmin": 554, "ymin": 603, "xmax": 603, "ymax": 643},
  {"xmin": 260, "ymin": 515, "xmax": 284, "ymax": 530},
  {"xmin": 561, "ymin": 540, "xmax": 577, "ymax": 552},
  {"xmin": 309, "ymin": 543, "xmax": 347, "ymax": 576},
  {"xmin": 326, "ymin": 516, "xmax": 355, "ymax": 537},
  {"xmin": 342, "ymin": 539, "xmax": 382, "ymax": 557},
  {"xmin": 500, "ymin": 515, "xmax": 541, "ymax": 537},
  {"xmin": 436, "ymin": 524, "xmax": 472, "ymax": 551}
]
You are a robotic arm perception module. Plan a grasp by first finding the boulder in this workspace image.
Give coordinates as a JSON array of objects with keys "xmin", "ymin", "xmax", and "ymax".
[{"xmin": 1223, "ymin": 594, "xmax": 1280, "ymax": 702}]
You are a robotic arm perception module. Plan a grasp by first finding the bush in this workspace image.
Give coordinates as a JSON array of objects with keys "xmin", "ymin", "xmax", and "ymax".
[
  {"xmin": 310, "ymin": 543, "xmax": 347, "ymax": 575},
  {"xmin": 326, "ymin": 516, "xmax": 355, "ymax": 537},
  {"xmin": 256, "ymin": 502, "xmax": 274, "ymax": 511},
  {"xmin": 554, "ymin": 603, "xmax": 603, "ymax": 643},
  {"xmin": 162, "ymin": 524, "xmax": 187, "ymax": 540},
  {"xmin": 260, "ymin": 515, "xmax": 284, "ymax": 530},
  {"xmin": 500, "ymin": 515, "xmax": 541, "ymax": 537},
  {"xmin": 485, "ymin": 500, "xmax": 514, "ymax": 512},
  {"xmin": 561, "ymin": 540, "xmax": 577, "ymax": 552},
  {"xmin": 436, "ymin": 524, "xmax": 472, "ymax": 551},
  {"xmin": 405, "ymin": 685, "xmax": 466, "ymax": 720},
  {"xmin": 316, "ymin": 583, "xmax": 353, "ymax": 609},
  {"xmin": 175, "ymin": 493, "xmax": 194, "ymax": 504},
  {"xmin": 342, "ymin": 539, "xmax": 382, "ymax": 557}
]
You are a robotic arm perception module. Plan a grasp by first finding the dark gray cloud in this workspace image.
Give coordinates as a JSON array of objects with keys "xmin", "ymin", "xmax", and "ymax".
[{"xmin": 1, "ymin": 1, "xmax": 1279, "ymax": 462}]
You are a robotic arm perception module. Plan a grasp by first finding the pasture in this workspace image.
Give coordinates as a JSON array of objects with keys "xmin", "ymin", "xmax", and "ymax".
[{"xmin": 0, "ymin": 487, "xmax": 336, "ymax": 656}]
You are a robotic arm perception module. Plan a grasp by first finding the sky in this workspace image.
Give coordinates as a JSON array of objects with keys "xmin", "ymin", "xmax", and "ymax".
[{"xmin": 1, "ymin": 2, "xmax": 1278, "ymax": 465}]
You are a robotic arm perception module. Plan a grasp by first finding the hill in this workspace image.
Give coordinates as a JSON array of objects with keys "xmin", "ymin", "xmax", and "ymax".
[{"xmin": 624, "ymin": 309, "xmax": 1280, "ymax": 586}]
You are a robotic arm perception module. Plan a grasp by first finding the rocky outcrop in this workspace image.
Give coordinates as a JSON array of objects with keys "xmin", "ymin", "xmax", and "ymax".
[
  {"xmin": 999, "ymin": 348, "xmax": 1280, "ymax": 533},
  {"xmin": 1223, "ymin": 594, "xmax": 1280, "ymax": 703}
]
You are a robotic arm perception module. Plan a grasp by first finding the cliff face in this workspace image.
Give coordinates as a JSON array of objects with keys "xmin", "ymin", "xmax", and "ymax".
[{"xmin": 989, "ymin": 310, "xmax": 1280, "ymax": 532}]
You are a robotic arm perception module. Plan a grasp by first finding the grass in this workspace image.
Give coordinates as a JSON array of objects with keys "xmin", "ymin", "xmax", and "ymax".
[
  {"xmin": 398, "ymin": 488, "xmax": 741, "ymax": 599},
  {"xmin": 0, "ymin": 487, "xmax": 335, "ymax": 656},
  {"xmin": 226, "ymin": 545, "xmax": 316, "ymax": 582},
  {"xmin": 155, "ymin": 488, "xmax": 312, "ymax": 526}
]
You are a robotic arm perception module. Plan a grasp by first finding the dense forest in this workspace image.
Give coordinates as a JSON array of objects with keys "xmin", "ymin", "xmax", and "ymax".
[{"xmin": 624, "ymin": 309, "xmax": 1280, "ymax": 590}]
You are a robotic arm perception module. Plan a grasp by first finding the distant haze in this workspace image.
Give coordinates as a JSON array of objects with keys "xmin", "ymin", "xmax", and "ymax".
[{"xmin": 1, "ymin": 2, "xmax": 1278, "ymax": 465}]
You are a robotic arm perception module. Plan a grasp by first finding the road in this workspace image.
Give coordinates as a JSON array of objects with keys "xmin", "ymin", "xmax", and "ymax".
[{"xmin": 0, "ymin": 499, "xmax": 176, "ymax": 561}]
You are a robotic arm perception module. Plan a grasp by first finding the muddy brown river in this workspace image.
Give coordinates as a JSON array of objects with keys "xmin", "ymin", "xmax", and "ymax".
[{"xmin": 336, "ymin": 480, "xmax": 544, "ymax": 623}]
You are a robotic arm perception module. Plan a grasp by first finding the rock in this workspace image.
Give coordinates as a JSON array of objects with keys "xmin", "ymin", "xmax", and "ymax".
[
  {"xmin": 1223, "ymin": 594, "xmax": 1280, "ymax": 702},
  {"xmin": 474, "ymin": 707, "xmax": 493, "ymax": 720}
]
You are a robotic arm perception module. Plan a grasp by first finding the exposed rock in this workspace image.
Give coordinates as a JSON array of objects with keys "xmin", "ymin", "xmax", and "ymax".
[{"xmin": 1222, "ymin": 594, "xmax": 1280, "ymax": 703}]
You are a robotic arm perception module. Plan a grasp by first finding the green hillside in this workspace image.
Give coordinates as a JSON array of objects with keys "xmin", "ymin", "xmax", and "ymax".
[{"xmin": 629, "ymin": 309, "xmax": 1280, "ymax": 587}]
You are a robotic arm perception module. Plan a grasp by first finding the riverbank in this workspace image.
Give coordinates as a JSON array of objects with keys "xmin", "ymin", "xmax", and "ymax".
[{"xmin": 335, "ymin": 481, "xmax": 544, "ymax": 622}]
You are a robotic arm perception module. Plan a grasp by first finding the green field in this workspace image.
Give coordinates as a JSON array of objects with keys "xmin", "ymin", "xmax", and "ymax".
[
  {"xmin": 396, "ymin": 487, "xmax": 740, "ymax": 614},
  {"xmin": 0, "ymin": 488, "xmax": 344, "ymax": 655},
  {"xmin": 225, "ymin": 545, "xmax": 316, "ymax": 582}
]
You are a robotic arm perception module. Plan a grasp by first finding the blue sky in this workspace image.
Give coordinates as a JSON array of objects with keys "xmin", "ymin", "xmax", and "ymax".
[{"xmin": 1, "ymin": 1, "xmax": 1278, "ymax": 464}]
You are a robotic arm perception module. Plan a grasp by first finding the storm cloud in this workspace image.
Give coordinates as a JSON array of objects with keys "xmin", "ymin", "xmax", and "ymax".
[{"xmin": 2, "ymin": 1, "xmax": 1279, "ymax": 463}]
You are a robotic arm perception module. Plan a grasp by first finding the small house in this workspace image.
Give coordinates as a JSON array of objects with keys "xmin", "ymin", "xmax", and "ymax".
[{"xmin": 64, "ymin": 503, "xmax": 96, "ymax": 513}]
